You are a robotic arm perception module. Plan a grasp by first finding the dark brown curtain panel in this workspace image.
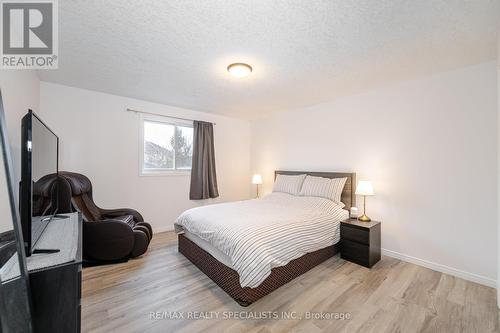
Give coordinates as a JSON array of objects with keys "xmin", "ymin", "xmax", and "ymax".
[{"xmin": 189, "ymin": 121, "xmax": 219, "ymax": 200}]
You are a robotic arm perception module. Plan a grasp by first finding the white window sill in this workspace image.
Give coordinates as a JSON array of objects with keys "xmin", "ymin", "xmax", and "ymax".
[{"xmin": 140, "ymin": 170, "xmax": 191, "ymax": 177}]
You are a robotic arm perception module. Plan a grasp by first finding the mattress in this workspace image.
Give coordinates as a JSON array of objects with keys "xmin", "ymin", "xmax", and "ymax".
[
  {"xmin": 175, "ymin": 192, "xmax": 348, "ymax": 288},
  {"xmin": 183, "ymin": 231, "xmax": 233, "ymax": 268}
]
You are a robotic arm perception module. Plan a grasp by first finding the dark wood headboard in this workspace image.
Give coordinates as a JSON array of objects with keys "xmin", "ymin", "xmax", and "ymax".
[{"xmin": 275, "ymin": 170, "xmax": 356, "ymax": 210}]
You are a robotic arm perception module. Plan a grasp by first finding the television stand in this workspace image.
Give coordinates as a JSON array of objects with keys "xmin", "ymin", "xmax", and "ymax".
[
  {"xmin": 32, "ymin": 248, "xmax": 60, "ymax": 254},
  {"xmin": 27, "ymin": 212, "xmax": 82, "ymax": 333},
  {"xmin": 41, "ymin": 214, "xmax": 69, "ymax": 222},
  {"xmin": 53, "ymin": 214, "xmax": 70, "ymax": 219}
]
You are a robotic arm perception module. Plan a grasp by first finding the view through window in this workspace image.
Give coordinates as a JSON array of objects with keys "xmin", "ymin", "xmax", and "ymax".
[{"xmin": 143, "ymin": 120, "xmax": 193, "ymax": 172}]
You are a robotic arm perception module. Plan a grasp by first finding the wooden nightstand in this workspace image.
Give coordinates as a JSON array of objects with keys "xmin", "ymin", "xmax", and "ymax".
[{"xmin": 340, "ymin": 219, "xmax": 381, "ymax": 268}]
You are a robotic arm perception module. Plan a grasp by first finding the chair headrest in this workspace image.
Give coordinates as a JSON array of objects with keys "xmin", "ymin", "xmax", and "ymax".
[
  {"xmin": 58, "ymin": 172, "xmax": 92, "ymax": 196},
  {"xmin": 32, "ymin": 173, "xmax": 59, "ymax": 197}
]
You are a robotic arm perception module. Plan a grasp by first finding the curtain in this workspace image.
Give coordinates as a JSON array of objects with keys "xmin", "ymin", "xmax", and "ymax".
[{"xmin": 189, "ymin": 121, "xmax": 219, "ymax": 200}]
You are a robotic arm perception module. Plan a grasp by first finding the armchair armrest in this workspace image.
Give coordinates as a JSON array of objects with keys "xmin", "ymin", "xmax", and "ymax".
[{"xmin": 99, "ymin": 208, "xmax": 144, "ymax": 222}]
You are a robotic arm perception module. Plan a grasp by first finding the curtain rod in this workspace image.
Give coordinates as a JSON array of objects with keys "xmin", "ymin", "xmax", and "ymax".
[{"xmin": 126, "ymin": 108, "xmax": 216, "ymax": 125}]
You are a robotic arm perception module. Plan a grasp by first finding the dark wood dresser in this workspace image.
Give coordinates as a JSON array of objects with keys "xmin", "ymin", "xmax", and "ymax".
[
  {"xmin": 340, "ymin": 219, "xmax": 381, "ymax": 268},
  {"xmin": 28, "ymin": 212, "xmax": 82, "ymax": 333}
]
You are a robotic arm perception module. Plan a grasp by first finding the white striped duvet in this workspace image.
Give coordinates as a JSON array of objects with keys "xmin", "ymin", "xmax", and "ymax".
[{"xmin": 174, "ymin": 192, "xmax": 348, "ymax": 288}]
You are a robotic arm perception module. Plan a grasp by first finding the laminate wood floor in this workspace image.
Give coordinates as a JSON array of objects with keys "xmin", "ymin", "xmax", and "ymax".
[{"xmin": 82, "ymin": 232, "xmax": 499, "ymax": 333}]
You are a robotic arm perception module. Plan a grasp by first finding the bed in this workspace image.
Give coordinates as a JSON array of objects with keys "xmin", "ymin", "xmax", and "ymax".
[{"xmin": 175, "ymin": 171, "xmax": 356, "ymax": 306}]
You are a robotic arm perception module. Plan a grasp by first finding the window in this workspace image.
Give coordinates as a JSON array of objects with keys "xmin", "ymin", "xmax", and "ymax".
[{"xmin": 141, "ymin": 117, "xmax": 193, "ymax": 175}]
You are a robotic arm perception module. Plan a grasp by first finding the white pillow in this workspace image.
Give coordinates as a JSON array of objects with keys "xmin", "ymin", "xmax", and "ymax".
[
  {"xmin": 272, "ymin": 174, "xmax": 307, "ymax": 196},
  {"xmin": 299, "ymin": 175, "xmax": 347, "ymax": 206}
]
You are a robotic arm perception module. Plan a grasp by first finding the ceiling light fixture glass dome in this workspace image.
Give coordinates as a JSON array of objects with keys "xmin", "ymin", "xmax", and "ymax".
[{"xmin": 227, "ymin": 63, "xmax": 252, "ymax": 78}]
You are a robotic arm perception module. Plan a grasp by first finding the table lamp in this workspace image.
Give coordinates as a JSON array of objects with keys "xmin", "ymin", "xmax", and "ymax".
[
  {"xmin": 355, "ymin": 180, "xmax": 374, "ymax": 222},
  {"xmin": 252, "ymin": 174, "xmax": 263, "ymax": 198}
]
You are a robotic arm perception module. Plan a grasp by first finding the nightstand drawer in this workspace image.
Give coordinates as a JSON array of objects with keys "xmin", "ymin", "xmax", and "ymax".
[
  {"xmin": 340, "ymin": 239, "xmax": 370, "ymax": 267},
  {"xmin": 340, "ymin": 225, "xmax": 369, "ymax": 245}
]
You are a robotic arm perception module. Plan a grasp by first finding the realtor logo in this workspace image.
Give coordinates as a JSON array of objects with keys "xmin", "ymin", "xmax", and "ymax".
[{"xmin": 1, "ymin": 0, "xmax": 58, "ymax": 69}]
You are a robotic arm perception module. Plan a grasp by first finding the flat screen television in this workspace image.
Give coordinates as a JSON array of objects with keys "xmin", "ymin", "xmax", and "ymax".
[{"xmin": 20, "ymin": 110, "xmax": 59, "ymax": 256}]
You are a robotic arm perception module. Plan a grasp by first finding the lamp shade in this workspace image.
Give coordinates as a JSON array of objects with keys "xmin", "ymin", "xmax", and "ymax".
[
  {"xmin": 355, "ymin": 180, "xmax": 374, "ymax": 196},
  {"xmin": 252, "ymin": 174, "xmax": 263, "ymax": 185}
]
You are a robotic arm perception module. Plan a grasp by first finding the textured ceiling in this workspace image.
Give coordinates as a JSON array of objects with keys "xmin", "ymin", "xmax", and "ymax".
[{"xmin": 38, "ymin": 0, "xmax": 499, "ymax": 119}]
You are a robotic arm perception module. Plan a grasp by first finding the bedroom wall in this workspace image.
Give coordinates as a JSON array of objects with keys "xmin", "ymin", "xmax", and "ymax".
[
  {"xmin": 39, "ymin": 82, "xmax": 252, "ymax": 232},
  {"xmin": 0, "ymin": 71, "xmax": 40, "ymax": 234},
  {"xmin": 251, "ymin": 61, "xmax": 498, "ymax": 287},
  {"xmin": 497, "ymin": 36, "xmax": 499, "ymax": 306},
  {"xmin": 0, "ymin": 71, "xmax": 40, "ymax": 189}
]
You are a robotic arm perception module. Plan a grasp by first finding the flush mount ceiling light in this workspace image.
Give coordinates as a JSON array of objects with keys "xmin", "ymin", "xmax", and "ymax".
[{"xmin": 227, "ymin": 63, "xmax": 252, "ymax": 78}]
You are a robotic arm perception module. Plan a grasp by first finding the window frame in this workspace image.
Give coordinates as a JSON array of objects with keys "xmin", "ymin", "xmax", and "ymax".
[{"xmin": 139, "ymin": 114, "xmax": 193, "ymax": 177}]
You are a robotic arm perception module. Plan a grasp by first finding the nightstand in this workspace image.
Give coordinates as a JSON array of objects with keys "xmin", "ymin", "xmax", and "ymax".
[{"xmin": 340, "ymin": 219, "xmax": 381, "ymax": 268}]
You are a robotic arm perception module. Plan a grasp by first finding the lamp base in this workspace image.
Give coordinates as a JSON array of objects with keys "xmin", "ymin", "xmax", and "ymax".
[{"xmin": 358, "ymin": 214, "xmax": 371, "ymax": 222}]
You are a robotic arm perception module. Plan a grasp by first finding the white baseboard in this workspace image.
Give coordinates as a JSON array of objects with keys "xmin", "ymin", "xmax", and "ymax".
[
  {"xmin": 153, "ymin": 225, "xmax": 174, "ymax": 234},
  {"xmin": 382, "ymin": 248, "xmax": 496, "ymax": 288}
]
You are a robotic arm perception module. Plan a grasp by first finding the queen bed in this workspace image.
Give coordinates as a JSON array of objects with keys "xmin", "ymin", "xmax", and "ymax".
[{"xmin": 175, "ymin": 171, "xmax": 356, "ymax": 306}]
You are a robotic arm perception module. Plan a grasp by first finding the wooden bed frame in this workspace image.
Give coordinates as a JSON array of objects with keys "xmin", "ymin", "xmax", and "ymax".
[{"xmin": 178, "ymin": 171, "xmax": 356, "ymax": 306}]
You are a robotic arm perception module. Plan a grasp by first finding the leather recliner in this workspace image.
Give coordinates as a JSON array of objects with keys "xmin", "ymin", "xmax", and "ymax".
[{"xmin": 57, "ymin": 171, "xmax": 153, "ymax": 262}]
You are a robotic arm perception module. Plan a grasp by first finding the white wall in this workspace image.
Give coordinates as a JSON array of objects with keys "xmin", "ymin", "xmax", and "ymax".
[
  {"xmin": 39, "ymin": 82, "xmax": 251, "ymax": 232},
  {"xmin": 496, "ymin": 35, "xmax": 499, "ymax": 305},
  {"xmin": 0, "ymin": 71, "xmax": 40, "ymax": 233},
  {"xmin": 251, "ymin": 62, "xmax": 498, "ymax": 286},
  {"xmin": 0, "ymin": 149, "xmax": 12, "ymax": 233},
  {"xmin": 0, "ymin": 71, "xmax": 40, "ymax": 187}
]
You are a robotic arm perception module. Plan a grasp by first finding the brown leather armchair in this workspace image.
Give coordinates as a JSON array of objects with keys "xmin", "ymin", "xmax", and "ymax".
[{"xmin": 57, "ymin": 172, "xmax": 153, "ymax": 263}]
